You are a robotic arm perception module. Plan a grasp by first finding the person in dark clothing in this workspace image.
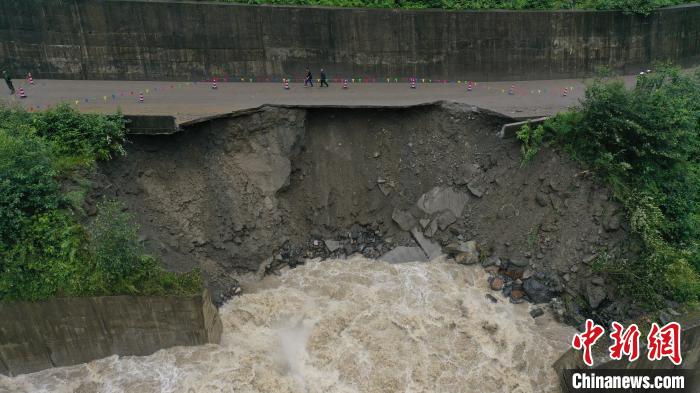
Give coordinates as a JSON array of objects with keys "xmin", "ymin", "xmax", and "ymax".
[
  {"xmin": 304, "ymin": 68, "xmax": 313, "ymax": 87},
  {"xmin": 319, "ymin": 68, "xmax": 329, "ymax": 87},
  {"xmin": 3, "ymin": 71, "xmax": 14, "ymax": 94}
]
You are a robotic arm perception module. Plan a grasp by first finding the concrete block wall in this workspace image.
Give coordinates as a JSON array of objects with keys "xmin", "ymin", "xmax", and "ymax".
[
  {"xmin": 0, "ymin": 1, "xmax": 698, "ymax": 81},
  {"xmin": 0, "ymin": 290, "xmax": 222, "ymax": 376}
]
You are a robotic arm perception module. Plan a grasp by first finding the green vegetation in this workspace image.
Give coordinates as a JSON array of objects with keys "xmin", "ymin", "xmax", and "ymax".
[
  {"xmin": 516, "ymin": 65, "xmax": 700, "ymax": 308},
  {"xmin": 223, "ymin": 0, "xmax": 692, "ymax": 15},
  {"xmin": 0, "ymin": 104, "xmax": 201, "ymax": 301}
]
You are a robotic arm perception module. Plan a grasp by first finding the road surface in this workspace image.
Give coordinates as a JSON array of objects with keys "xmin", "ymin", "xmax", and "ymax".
[{"xmin": 1, "ymin": 76, "xmax": 639, "ymax": 123}]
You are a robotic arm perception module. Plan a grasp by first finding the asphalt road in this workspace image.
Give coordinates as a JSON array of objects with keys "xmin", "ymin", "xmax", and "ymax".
[{"xmin": 1, "ymin": 76, "xmax": 639, "ymax": 123}]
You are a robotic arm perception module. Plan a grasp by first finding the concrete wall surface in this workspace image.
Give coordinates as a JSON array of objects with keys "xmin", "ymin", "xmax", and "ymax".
[
  {"xmin": 0, "ymin": 290, "xmax": 222, "ymax": 376},
  {"xmin": 0, "ymin": 1, "xmax": 698, "ymax": 81}
]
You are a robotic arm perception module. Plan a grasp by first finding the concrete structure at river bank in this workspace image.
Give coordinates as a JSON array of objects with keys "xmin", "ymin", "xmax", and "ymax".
[{"xmin": 0, "ymin": 290, "xmax": 222, "ymax": 376}]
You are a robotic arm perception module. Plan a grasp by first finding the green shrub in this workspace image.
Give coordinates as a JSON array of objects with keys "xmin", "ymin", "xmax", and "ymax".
[
  {"xmin": 33, "ymin": 104, "xmax": 127, "ymax": 164},
  {"xmin": 0, "ymin": 106, "xmax": 200, "ymax": 302},
  {"xmin": 516, "ymin": 123, "xmax": 545, "ymax": 165},
  {"xmin": 88, "ymin": 201, "xmax": 202, "ymax": 296},
  {"xmin": 0, "ymin": 211, "xmax": 91, "ymax": 300},
  {"xmin": 0, "ymin": 129, "xmax": 59, "ymax": 246},
  {"xmin": 518, "ymin": 65, "xmax": 700, "ymax": 307}
]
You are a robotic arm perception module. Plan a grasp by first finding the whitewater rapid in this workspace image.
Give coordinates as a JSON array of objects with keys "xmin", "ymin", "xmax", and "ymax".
[{"xmin": 0, "ymin": 256, "xmax": 575, "ymax": 393}]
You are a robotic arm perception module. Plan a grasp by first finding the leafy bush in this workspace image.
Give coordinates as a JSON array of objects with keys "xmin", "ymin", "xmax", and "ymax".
[
  {"xmin": 516, "ymin": 123, "xmax": 545, "ymax": 165},
  {"xmin": 0, "ymin": 105, "xmax": 200, "ymax": 301},
  {"xmin": 517, "ymin": 65, "xmax": 700, "ymax": 307},
  {"xmin": 0, "ymin": 211, "xmax": 91, "ymax": 301},
  {"xmin": 0, "ymin": 130, "xmax": 59, "ymax": 246},
  {"xmin": 88, "ymin": 201, "xmax": 202, "ymax": 296}
]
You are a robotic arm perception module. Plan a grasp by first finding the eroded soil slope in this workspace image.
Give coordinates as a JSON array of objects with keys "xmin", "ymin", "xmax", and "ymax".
[{"xmin": 92, "ymin": 102, "xmax": 630, "ymax": 324}]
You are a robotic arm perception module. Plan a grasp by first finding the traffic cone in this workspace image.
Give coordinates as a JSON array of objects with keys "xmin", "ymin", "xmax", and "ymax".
[
  {"xmin": 138, "ymin": 92, "xmax": 144, "ymax": 103},
  {"xmin": 211, "ymin": 79, "xmax": 218, "ymax": 89},
  {"xmin": 467, "ymin": 81, "xmax": 473, "ymax": 92},
  {"xmin": 284, "ymin": 78, "xmax": 290, "ymax": 90},
  {"xmin": 508, "ymin": 85, "xmax": 515, "ymax": 95},
  {"xmin": 27, "ymin": 73, "xmax": 34, "ymax": 85},
  {"xmin": 343, "ymin": 79, "xmax": 348, "ymax": 89},
  {"xmin": 410, "ymin": 78, "xmax": 416, "ymax": 89},
  {"xmin": 562, "ymin": 87, "xmax": 568, "ymax": 97},
  {"xmin": 18, "ymin": 88, "xmax": 27, "ymax": 98}
]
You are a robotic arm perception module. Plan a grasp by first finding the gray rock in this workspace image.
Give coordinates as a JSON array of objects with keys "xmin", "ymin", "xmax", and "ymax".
[
  {"xmin": 523, "ymin": 278, "xmax": 551, "ymax": 304},
  {"xmin": 424, "ymin": 218, "xmax": 439, "ymax": 238},
  {"xmin": 482, "ymin": 256, "xmax": 501, "ymax": 267},
  {"xmin": 467, "ymin": 181, "xmax": 484, "ymax": 198},
  {"xmin": 410, "ymin": 228, "xmax": 442, "ymax": 260},
  {"xmin": 535, "ymin": 193, "xmax": 549, "ymax": 207},
  {"xmin": 550, "ymin": 297, "xmax": 566, "ymax": 321},
  {"xmin": 453, "ymin": 241, "xmax": 479, "ymax": 265},
  {"xmin": 380, "ymin": 246, "xmax": 428, "ymax": 264},
  {"xmin": 392, "ymin": 208, "xmax": 416, "ymax": 231},
  {"xmin": 445, "ymin": 240, "xmax": 478, "ymax": 255},
  {"xmin": 586, "ymin": 283, "xmax": 607, "ymax": 309},
  {"xmin": 530, "ymin": 308, "xmax": 545, "ymax": 318},
  {"xmin": 416, "ymin": 186, "xmax": 469, "ymax": 217},
  {"xmin": 324, "ymin": 240, "xmax": 341, "ymax": 252},
  {"xmin": 590, "ymin": 277, "xmax": 604, "ymax": 286},
  {"xmin": 419, "ymin": 218, "xmax": 431, "ymax": 229},
  {"xmin": 508, "ymin": 258, "xmax": 529, "ymax": 268},
  {"xmin": 437, "ymin": 210, "xmax": 457, "ymax": 230}
]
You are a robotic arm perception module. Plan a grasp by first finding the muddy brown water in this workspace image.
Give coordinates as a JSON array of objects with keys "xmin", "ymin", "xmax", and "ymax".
[{"xmin": 0, "ymin": 257, "xmax": 575, "ymax": 393}]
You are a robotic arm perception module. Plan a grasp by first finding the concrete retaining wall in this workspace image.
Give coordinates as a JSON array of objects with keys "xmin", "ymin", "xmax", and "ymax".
[
  {"xmin": 0, "ymin": 290, "xmax": 222, "ymax": 376},
  {"xmin": 1, "ymin": 0, "xmax": 699, "ymax": 81}
]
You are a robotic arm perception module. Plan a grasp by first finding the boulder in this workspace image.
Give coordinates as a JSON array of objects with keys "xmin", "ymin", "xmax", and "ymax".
[
  {"xmin": 507, "ymin": 258, "xmax": 529, "ymax": 268},
  {"xmin": 467, "ymin": 181, "xmax": 484, "ymax": 198},
  {"xmin": 380, "ymin": 246, "xmax": 428, "ymax": 264},
  {"xmin": 490, "ymin": 277, "xmax": 505, "ymax": 291},
  {"xmin": 436, "ymin": 210, "xmax": 457, "ymax": 230},
  {"xmin": 324, "ymin": 240, "xmax": 341, "ymax": 252},
  {"xmin": 586, "ymin": 283, "xmax": 607, "ymax": 309},
  {"xmin": 416, "ymin": 186, "xmax": 469, "ymax": 217},
  {"xmin": 523, "ymin": 278, "xmax": 552, "ymax": 303},
  {"xmin": 410, "ymin": 228, "xmax": 442, "ymax": 260},
  {"xmin": 445, "ymin": 240, "xmax": 478, "ymax": 254},
  {"xmin": 392, "ymin": 207, "xmax": 416, "ymax": 231}
]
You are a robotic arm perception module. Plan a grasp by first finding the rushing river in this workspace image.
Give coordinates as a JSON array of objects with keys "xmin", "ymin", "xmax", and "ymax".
[{"xmin": 0, "ymin": 256, "xmax": 575, "ymax": 393}]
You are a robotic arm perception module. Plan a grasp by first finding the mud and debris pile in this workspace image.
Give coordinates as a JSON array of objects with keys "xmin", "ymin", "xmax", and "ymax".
[{"xmin": 91, "ymin": 102, "xmax": 633, "ymax": 325}]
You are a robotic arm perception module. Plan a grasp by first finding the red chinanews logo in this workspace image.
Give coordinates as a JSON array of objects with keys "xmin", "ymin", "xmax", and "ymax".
[{"xmin": 572, "ymin": 319, "xmax": 682, "ymax": 367}]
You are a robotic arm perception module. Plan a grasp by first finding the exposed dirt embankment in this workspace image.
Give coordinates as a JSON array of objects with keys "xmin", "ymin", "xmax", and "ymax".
[{"xmin": 92, "ymin": 102, "xmax": 631, "ymax": 325}]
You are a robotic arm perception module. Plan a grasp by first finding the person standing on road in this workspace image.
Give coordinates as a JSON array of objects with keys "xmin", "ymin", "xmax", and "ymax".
[
  {"xmin": 3, "ymin": 71, "xmax": 15, "ymax": 94},
  {"xmin": 304, "ymin": 68, "xmax": 313, "ymax": 87},
  {"xmin": 319, "ymin": 68, "xmax": 329, "ymax": 87}
]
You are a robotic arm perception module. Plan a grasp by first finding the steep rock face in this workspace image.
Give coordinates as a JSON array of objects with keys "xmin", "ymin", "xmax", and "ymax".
[
  {"xmin": 94, "ymin": 103, "xmax": 627, "ymax": 318},
  {"xmin": 94, "ymin": 107, "xmax": 307, "ymax": 294}
]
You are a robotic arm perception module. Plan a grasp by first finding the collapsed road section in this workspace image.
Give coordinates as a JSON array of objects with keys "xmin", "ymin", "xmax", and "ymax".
[{"xmin": 92, "ymin": 102, "xmax": 630, "ymax": 325}]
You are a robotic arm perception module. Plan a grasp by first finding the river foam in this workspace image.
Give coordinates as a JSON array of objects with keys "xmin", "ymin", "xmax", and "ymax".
[{"xmin": 0, "ymin": 256, "xmax": 574, "ymax": 393}]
